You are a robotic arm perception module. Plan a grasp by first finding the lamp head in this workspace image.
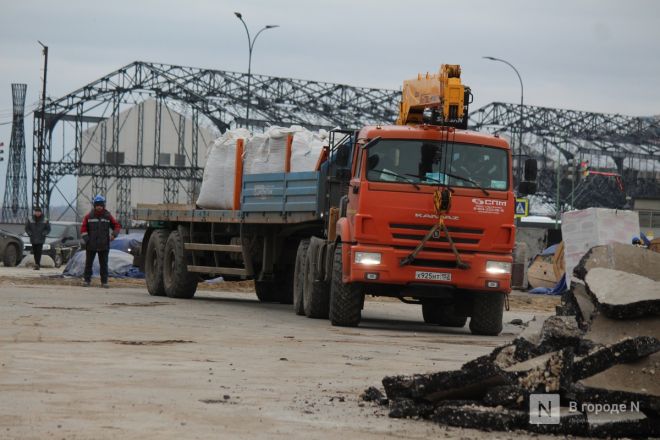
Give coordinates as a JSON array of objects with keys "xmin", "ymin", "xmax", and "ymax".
[
  {"xmin": 483, "ymin": 56, "xmax": 496, "ymax": 61},
  {"xmin": 266, "ymin": 25, "xmax": 279, "ymax": 29},
  {"xmin": 234, "ymin": 12, "xmax": 242, "ymax": 19}
]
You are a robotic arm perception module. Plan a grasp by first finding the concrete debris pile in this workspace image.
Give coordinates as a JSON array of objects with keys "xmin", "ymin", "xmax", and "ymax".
[{"xmin": 362, "ymin": 243, "xmax": 660, "ymax": 438}]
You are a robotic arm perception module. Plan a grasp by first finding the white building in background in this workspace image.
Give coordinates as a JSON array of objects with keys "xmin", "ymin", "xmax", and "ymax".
[{"xmin": 77, "ymin": 99, "xmax": 216, "ymax": 223}]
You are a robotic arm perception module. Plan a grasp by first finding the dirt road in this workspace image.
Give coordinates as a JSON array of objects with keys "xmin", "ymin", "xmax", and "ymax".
[{"xmin": 0, "ymin": 279, "xmax": 558, "ymax": 439}]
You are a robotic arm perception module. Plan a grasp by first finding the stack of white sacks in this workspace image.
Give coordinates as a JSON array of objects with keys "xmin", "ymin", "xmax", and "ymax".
[{"xmin": 197, "ymin": 126, "xmax": 327, "ymax": 209}]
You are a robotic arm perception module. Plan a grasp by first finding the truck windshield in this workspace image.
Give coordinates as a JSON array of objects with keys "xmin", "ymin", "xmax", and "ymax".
[{"xmin": 365, "ymin": 139, "xmax": 508, "ymax": 190}]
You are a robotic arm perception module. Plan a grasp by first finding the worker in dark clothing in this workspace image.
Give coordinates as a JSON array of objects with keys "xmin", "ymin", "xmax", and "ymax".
[
  {"xmin": 81, "ymin": 195, "xmax": 121, "ymax": 288},
  {"xmin": 25, "ymin": 206, "xmax": 51, "ymax": 270}
]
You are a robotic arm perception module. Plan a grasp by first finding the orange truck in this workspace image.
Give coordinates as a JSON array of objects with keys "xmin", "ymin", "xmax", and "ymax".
[{"xmin": 134, "ymin": 65, "xmax": 537, "ymax": 335}]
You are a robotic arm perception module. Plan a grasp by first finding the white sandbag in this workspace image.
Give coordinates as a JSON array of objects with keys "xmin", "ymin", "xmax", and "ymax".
[
  {"xmin": 291, "ymin": 128, "xmax": 327, "ymax": 172},
  {"xmin": 196, "ymin": 128, "xmax": 250, "ymax": 209},
  {"xmin": 243, "ymin": 126, "xmax": 299, "ymax": 175}
]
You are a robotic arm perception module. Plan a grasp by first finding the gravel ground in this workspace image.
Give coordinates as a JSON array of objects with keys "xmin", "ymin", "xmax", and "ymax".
[{"xmin": 0, "ymin": 269, "xmax": 561, "ymax": 439}]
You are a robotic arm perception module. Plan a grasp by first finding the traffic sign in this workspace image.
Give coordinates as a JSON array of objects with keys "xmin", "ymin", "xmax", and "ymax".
[{"xmin": 515, "ymin": 197, "xmax": 529, "ymax": 218}]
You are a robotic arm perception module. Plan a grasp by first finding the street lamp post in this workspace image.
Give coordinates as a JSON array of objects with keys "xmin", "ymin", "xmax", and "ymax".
[
  {"xmin": 483, "ymin": 56, "xmax": 524, "ymax": 184},
  {"xmin": 234, "ymin": 12, "xmax": 278, "ymax": 129}
]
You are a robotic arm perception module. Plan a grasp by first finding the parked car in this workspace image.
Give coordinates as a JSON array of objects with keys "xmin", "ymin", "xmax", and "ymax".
[
  {"xmin": 1, "ymin": 228, "xmax": 24, "ymax": 267},
  {"xmin": 21, "ymin": 221, "xmax": 82, "ymax": 267}
]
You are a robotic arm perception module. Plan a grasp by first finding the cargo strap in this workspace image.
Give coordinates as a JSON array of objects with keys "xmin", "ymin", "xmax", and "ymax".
[{"xmin": 400, "ymin": 189, "xmax": 469, "ymax": 269}]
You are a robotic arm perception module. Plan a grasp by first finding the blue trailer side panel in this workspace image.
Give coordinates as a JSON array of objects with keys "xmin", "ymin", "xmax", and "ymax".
[{"xmin": 241, "ymin": 171, "xmax": 320, "ymax": 215}]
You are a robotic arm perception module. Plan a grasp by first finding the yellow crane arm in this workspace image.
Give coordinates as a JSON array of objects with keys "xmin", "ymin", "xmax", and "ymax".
[{"xmin": 396, "ymin": 64, "xmax": 468, "ymax": 127}]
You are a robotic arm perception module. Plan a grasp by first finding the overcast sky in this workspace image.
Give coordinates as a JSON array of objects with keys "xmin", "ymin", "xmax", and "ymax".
[{"xmin": 1, "ymin": 0, "xmax": 659, "ymax": 203}]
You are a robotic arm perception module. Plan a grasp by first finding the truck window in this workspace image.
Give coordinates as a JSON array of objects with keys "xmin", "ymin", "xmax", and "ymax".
[{"xmin": 366, "ymin": 139, "xmax": 508, "ymax": 190}]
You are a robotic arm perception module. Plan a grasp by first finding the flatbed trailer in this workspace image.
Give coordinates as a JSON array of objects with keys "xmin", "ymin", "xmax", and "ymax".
[{"xmin": 133, "ymin": 127, "xmax": 356, "ymax": 302}]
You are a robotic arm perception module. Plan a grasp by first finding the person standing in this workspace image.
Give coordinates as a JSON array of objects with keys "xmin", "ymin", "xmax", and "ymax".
[
  {"xmin": 81, "ymin": 195, "xmax": 121, "ymax": 288},
  {"xmin": 25, "ymin": 206, "xmax": 51, "ymax": 270}
]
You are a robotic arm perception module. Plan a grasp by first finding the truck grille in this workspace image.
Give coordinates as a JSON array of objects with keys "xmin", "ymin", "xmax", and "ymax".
[{"xmin": 389, "ymin": 223, "xmax": 483, "ymax": 248}]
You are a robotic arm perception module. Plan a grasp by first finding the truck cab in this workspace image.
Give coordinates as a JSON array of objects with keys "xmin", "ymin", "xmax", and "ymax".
[{"xmin": 330, "ymin": 124, "xmax": 515, "ymax": 334}]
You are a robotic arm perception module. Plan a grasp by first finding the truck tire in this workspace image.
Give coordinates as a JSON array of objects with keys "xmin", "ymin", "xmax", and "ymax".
[
  {"xmin": 329, "ymin": 246, "xmax": 363, "ymax": 327},
  {"xmin": 421, "ymin": 302, "xmax": 467, "ymax": 327},
  {"xmin": 293, "ymin": 239, "xmax": 310, "ymax": 315},
  {"xmin": 469, "ymin": 292, "xmax": 505, "ymax": 336},
  {"xmin": 3, "ymin": 243, "xmax": 19, "ymax": 267},
  {"xmin": 255, "ymin": 280, "xmax": 281, "ymax": 302},
  {"xmin": 163, "ymin": 229, "xmax": 198, "ymax": 299},
  {"xmin": 145, "ymin": 230, "xmax": 169, "ymax": 296},
  {"xmin": 303, "ymin": 242, "xmax": 330, "ymax": 319}
]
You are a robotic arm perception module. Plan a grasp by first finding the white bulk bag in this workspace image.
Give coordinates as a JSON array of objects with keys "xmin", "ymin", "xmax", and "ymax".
[{"xmin": 196, "ymin": 128, "xmax": 250, "ymax": 209}]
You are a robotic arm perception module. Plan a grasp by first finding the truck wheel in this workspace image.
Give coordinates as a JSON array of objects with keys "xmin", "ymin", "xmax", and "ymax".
[
  {"xmin": 145, "ymin": 230, "xmax": 169, "ymax": 296},
  {"xmin": 469, "ymin": 292, "xmax": 505, "ymax": 336},
  {"xmin": 421, "ymin": 302, "xmax": 467, "ymax": 327},
  {"xmin": 255, "ymin": 280, "xmax": 281, "ymax": 302},
  {"xmin": 3, "ymin": 244, "xmax": 19, "ymax": 267},
  {"xmin": 293, "ymin": 239, "xmax": 310, "ymax": 315},
  {"xmin": 163, "ymin": 229, "xmax": 198, "ymax": 299},
  {"xmin": 329, "ymin": 246, "xmax": 363, "ymax": 327},
  {"xmin": 303, "ymin": 242, "xmax": 330, "ymax": 319}
]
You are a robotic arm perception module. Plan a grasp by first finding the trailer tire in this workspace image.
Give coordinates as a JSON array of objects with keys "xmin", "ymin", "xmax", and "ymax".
[
  {"xmin": 421, "ymin": 302, "xmax": 467, "ymax": 327},
  {"xmin": 145, "ymin": 229, "xmax": 169, "ymax": 296},
  {"xmin": 329, "ymin": 246, "xmax": 363, "ymax": 327},
  {"xmin": 469, "ymin": 292, "xmax": 505, "ymax": 336},
  {"xmin": 303, "ymin": 242, "xmax": 330, "ymax": 319},
  {"xmin": 163, "ymin": 229, "xmax": 198, "ymax": 299},
  {"xmin": 293, "ymin": 239, "xmax": 310, "ymax": 315}
]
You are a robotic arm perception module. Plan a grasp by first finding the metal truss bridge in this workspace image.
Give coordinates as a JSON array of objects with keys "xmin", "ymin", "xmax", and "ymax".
[{"xmin": 30, "ymin": 61, "xmax": 659, "ymax": 224}]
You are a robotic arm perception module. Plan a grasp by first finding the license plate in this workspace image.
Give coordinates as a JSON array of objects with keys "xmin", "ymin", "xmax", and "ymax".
[{"xmin": 415, "ymin": 271, "xmax": 451, "ymax": 282}]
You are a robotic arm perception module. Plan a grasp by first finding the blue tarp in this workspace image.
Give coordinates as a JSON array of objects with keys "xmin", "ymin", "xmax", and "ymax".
[
  {"xmin": 63, "ymin": 249, "xmax": 144, "ymax": 279},
  {"xmin": 539, "ymin": 244, "xmax": 558, "ymax": 257},
  {"xmin": 529, "ymin": 274, "xmax": 566, "ymax": 295},
  {"xmin": 110, "ymin": 232, "xmax": 144, "ymax": 253}
]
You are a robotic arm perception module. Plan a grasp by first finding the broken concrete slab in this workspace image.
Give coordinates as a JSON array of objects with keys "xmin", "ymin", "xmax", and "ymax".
[
  {"xmin": 573, "ymin": 336, "xmax": 660, "ymax": 381},
  {"xmin": 360, "ymin": 386, "xmax": 388, "ymax": 405},
  {"xmin": 410, "ymin": 368, "xmax": 507, "ymax": 402},
  {"xmin": 571, "ymin": 281, "xmax": 597, "ymax": 328},
  {"xmin": 586, "ymin": 410, "xmax": 659, "ymax": 439},
  {"xmin": 574, "ymin": 242, "xmax": 660, "ymax": 282},
  {"xmin": 586, "ymin": 313, "xmax": 660, "ymax": 346},
  {"xmin": 538, "ymin": 315, "xmax": 584, "ymax": 350},
  {"xmin": 432, "ymin": 404, "xmax": 527, "ymax": 432},
  {"xmin": 504, "ymin": 348, "xmax": 574, "ymax": 393},
  {"xmin": 516, "ymin": 315, "xmax": 546, "ymax": 346},
  {"xmin": 526, "ymin": 407, "xmax": 589, "ymax": 436},
  {"xmin": 388, "ymin": 398, "xmax": 434, "ymax": 419},
  {"xmin": 482, "ymin": 385, "xmax": 528, "ymax": 409},
  {"xmin": 572, "ymin": 352, "xmax": 660, "ymax": 414},
  {"xmin": 585, "ymin": 268, "xmax": 660, "ymax": 319},
  {"xmin": 383, "ymin": 353, "xmax": 508, "ymax": 403}
]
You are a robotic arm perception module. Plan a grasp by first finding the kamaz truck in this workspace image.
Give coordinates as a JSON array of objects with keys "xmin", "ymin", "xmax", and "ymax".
[{"xmin": 134, "ymin": 65, "xmax": 537, "ymax": 335}]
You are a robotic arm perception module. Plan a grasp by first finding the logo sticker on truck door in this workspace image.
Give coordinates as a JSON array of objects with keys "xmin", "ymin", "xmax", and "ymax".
[{"xmin": 471, "ymin": 198, "xmax": 507, "ymax": 214}]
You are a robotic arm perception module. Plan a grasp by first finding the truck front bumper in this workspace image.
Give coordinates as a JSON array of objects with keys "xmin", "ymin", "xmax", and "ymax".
[{"xmin": 348, "ymin": 244, "xmax": 512, "ymax": 293}]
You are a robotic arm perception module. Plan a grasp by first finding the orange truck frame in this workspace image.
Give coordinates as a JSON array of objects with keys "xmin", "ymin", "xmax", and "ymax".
[{"xmin": 133, "ymin": 65, "xmax": 537, "ymax": 336}]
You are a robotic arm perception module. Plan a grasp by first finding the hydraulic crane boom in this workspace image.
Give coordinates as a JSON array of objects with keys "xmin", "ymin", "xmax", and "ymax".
[{"xmin": 396, "ymin": 64, "xmax": 471, "ymax": 128}]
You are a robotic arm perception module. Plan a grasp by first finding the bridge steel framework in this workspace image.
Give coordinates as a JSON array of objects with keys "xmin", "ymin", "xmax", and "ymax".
[{"xmin": 30, "ymin": 61, "xmax": 659, "ymax": 223}]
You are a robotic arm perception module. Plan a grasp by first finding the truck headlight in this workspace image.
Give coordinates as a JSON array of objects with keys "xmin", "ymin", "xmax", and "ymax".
[
  {"xmin": 486, "ymin": 261, "xmax": 511, "ymax": 275},
  {"xmin": 355, "ymin": 252, "xmax": 381, "ymax": 265},
  {"xmin": 42, "ymin": 244, "xmax": 51, "ymax": 251}
]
